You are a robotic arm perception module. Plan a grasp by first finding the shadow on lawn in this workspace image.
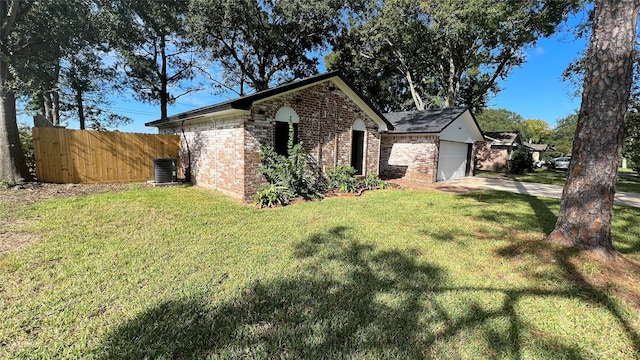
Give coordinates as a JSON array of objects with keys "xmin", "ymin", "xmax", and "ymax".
[
  {"xmin": 497, "ymin": 240, "xmax": 640, "ymax": 355},
  {"xmin": 612, "ymin": 207, "xmax": 640, "ymax": 256},
  {"xmin": 100, "ymin": 226, "xmax": 592, "ymax": 359},
  {"xmin": 461, "ymin": 189, "xmax": 558, "ymax": 235}
]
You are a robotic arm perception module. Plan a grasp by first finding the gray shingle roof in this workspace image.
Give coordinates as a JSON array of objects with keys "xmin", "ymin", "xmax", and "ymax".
[{"xmin": 384, "ymin": 107, "xmax": 469, "ymax": 133}]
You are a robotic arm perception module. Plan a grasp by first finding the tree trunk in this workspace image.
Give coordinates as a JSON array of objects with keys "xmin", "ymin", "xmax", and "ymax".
[
  {"xmin": 547, "ymin": 0, "xmax": 639, "ymax": 258},
  {"xmin": 75, "ymin": 88, "xmax": 86, "ymax": 130},
  {"xmin": 0, "ymin": 58, "xmax": 31, "ymax": 182},
  {"xmin": 405, "ymin": 70, "xmax": 424, "ymax": 111},
  {"xmin": 160, "ymin": 34, "xmax": 168, "ymax": 120},
  {"xmin": 41, "ymin": 62, "xmax": 61, "ymax": 125}
]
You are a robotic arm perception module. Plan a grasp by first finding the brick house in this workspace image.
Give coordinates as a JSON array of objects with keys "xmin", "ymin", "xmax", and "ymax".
[
  {"xmin": 146, "ymin": 72, "xmax": 483, "ymax": 201},
  {"xmin": 382, "ymin": 108, "xmax": 483, "ymax": 182},
  {"xmin": 475, "ymin": 131, "xmax": 523, "ymax": 171}
]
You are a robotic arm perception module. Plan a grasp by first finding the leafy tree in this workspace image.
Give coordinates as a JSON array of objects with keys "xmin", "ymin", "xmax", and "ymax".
[
  {"xmin": 621, "ymin": 35, "xmax": 640, "ymax": 173},
  {"xmin": 11, "ymin": 0, "xmax": 102, "ymax": 126},
  {"xmin": 475, "ymin": 108, "xmax": 526, "ymax": 133},
  {"xmin": 547, "ymin": 0, "xmax": 639, "ymax": 258},
  {"xmin": 326, "ymin": 0, "xmax": 430, "ymax": 112},
  {"xmin": 523, "ymin": 119, "xmax": 552, "ymax": 144},
  {"xmin": 548, "ymin": 113, "xmax": 578, "ymax": 155},
  {"xmin": 328, "ymin": 0, "xmax": 582, "ymax": 112},
  {"xmin": 60, "ymin": 48, "xmax": 131, "ymax": 130},
  {"xmin": 106, "ymin": 0, "xmax": 201, "ymax": 120},
  {"xmin": 623, "ymin": 109, "xmax": 640, "ymax": 173},
  {"xmin": 18, "ymin": 122, "xmax": 34, "ymax": 176},
  {"xmin": 189, "ymin": 0, "xmax": 354, "ymax": 94}
]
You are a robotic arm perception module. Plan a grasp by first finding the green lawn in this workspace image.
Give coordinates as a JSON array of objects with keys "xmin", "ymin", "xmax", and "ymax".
[
  {"xmin": 1, "ymin": 186, "xmax": 640, "ymax": 359},
  {"xmin": 478, "ymin": 169, "xmax": 640, "ymax": 193}
]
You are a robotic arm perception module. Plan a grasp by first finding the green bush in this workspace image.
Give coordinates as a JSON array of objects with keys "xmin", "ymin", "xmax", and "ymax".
[
  {"xmin": 18, "ymin": 123, "xmax": 35, "ymax": 177},
  {"xmin": 327, "ymin": 165, "xmax": 387, "ymax": 193},
  {"xmin": 506, "ymin": 147, "xmax": 534, "ymax": 174},
  {"xmin": 327, "ymin": 165, "xmax": 360, "ymax": 192},
  {"xmin": 253, "ymin": 184, "xmax": 293, "ymax": 208},
  {"xmin": 255, "ymin": 118, "xmax": 325, "ymax": 207},
  {"xmin": 362, "ymin": 174, "xmax": 387, "ymax": 190}
]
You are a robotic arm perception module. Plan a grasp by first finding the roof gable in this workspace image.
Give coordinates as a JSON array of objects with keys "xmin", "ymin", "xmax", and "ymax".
[
  {"xmin": 384, "ymin": 107, "xmax": 483, "ymax": 142},
  {"xmin": 145, "ymin": 72, "xmax": 393, "ymax": 131},
  {"xmin": 483, "ymin": 131, "xmax": 522, "ymax": 146}
]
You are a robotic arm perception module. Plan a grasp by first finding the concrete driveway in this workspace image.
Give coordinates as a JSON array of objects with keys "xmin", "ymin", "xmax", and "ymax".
[{"xmin": 394, "ymin": 176, "xmax": 640, "ymax": 208}]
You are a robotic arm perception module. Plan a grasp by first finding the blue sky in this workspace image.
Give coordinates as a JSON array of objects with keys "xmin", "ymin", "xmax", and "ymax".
[
  {"xmin": 490, "ymin": 22, "xmax": 588, "ymax": 127},
  {"xmin": 19, "ymin": 11, "xmax": 590, "ymax": 134}
]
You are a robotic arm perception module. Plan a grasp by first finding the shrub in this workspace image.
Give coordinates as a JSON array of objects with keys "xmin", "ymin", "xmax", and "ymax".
[
  {"xmin": 255, "ymin": 118, "xmax": 325, "ymax": 207},
  {"xmin": 327, "ymin": 165, "xmax": 360, "ymax": 192},
  {"xmin": 362, "ymin": 174, "xmax": 387, "ymax": 190},
  {"xmin": 506, "ymin": 147, "xmax": 534, "ymax": 174},
  {"xmin": 327, "ymin": 165, "xmax": 387, "ymax": 193},
  {"xmin": 18, "ymin": 123, "xmax": 35, "ymax": 177},
  {"xmin": 253, "ymin": 184, "xmax": 293, "ymax": 208},
  {"xmin": 0, "ymin": 179, "xmax": 17, "ymax": 189}
]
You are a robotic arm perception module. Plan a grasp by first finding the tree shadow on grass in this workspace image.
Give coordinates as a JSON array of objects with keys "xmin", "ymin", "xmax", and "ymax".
[
  {"xmin": 496, "ymin": 239, "xmax": 640, "ymax": 355},
  {"xmin": 611, "ymin": 206, "xmax": 640, "ymax": 257},
  {"xmin": 460, "ymin": 190, "xmax": 558, "ymax": 235},
  {"xmin": 100, "ymin": 226, "xmax": 588, "ymax": 359}
]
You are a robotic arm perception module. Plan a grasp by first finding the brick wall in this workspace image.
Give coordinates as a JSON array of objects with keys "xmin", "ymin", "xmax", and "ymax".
[
  {"xmin": 380, "ymin": 134, "xmax": 438, "ymax": 182},
  {"xmin": 159, "ymin": 117, "xmax": 246, "ymax": 199},
  {"xmin": 244, "ymin": 80, "xmax": 382, "ymax": 200},
  {"xmin": 159, "ymin": 80, "xmax": 384, "ymax": 202},
  {"xmin": 475, "ymin": 141, "xmax": 509, "ymax": 172}
]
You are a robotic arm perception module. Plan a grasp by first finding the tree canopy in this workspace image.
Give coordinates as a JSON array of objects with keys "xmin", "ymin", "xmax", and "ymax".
[
  {"xmin": 475, "ymin": 108, "xmax": 552, "ymax": 145},
  {"xmin": 105, "ymin": 0, "xmax": 200, "ymax": 120},
  {"xmin": 188, "ymin": 0, "xmax": 355, "ymax": 95},
  {"xmin": 327, "ymin": 0, "xmax": 583, "ymax": 112}
]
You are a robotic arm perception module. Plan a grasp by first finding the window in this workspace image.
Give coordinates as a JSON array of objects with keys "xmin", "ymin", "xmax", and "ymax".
[
  {"xmin": 274, "ymin": 107, "xmax": 299, "ymax": 156},
  {"xmin": 351, "ymin": 119, "xmax": 366, "ymax": 175}
]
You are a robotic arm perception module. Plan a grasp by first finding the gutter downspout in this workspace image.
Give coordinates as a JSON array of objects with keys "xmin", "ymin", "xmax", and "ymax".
[{"xmin": 181, "ymin": 120, "xmax": 192, "ymax": 182}]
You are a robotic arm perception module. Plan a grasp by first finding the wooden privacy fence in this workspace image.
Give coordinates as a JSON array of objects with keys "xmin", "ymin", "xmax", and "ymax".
[{"xmin": 33, "ymin": 127, "xmax": 180, "ymax": 184}]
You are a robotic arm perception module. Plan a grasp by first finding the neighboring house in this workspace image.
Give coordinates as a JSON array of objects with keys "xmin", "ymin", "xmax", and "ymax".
[
  {"xmin": 524, "ymin": 142, "xmax": 551, "ymax": 163},
  {"xmin": 382, "ymin": 108, "xmax": 483, "ymax": 181},
  {"xmin": 476, "ymin": 131, "xmax": 523, "ymax": 171},
  {"xmin": 146, "ymin": 72, "xmax": 483, "ymax": 202}
]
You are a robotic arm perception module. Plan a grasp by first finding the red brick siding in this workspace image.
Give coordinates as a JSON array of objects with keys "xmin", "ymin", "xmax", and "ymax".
[
  {"xmin": 244, "ymin": 80, "xmax": 382, "ymax": 200},
  {"xmin": 380, "ymin": 134, "xmax": 438, "ymax": 182},
  {"xmin": 475, "ymin": 141, "xmax": 509, "ymax": 172},
  {"xmin": 159, "ymin": 117, "xmax": 246, "ymax": 199},
  {"xmin": 160, "ymin": 80, "xmax": 383, "ymax": 202}
]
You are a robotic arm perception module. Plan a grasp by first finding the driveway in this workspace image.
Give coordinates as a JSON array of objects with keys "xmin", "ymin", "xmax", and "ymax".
[{"xmin": 391, "ymin": 176, "xmax": 640, "ymax": 208}]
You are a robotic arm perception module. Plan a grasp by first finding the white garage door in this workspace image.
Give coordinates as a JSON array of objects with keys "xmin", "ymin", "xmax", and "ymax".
[{"xmin": 437, "ymin": 141, "xmax": 469, "ymax": 181}]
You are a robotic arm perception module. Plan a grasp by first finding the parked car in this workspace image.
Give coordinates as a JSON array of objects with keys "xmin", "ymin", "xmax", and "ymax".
[
  {"xmin": 552, "ymin": 157, "xmax": 571, "ymax": 170},
  {"xmin": 534, "ymin": 160, "xmax": 546, "ymax": 168}
]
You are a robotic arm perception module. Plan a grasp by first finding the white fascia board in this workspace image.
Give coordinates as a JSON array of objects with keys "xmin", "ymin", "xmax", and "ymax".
[
  {"xmin": 440, "ymin": 110, "xmax": 484, "ymax": 143},
  {"xmin": 243, "ymin": 75, "xmax": 390, "ymax": 132},
  {"xmin": 332, "ymin": 77, "xmax": 389, "ymax": 132},
  {"xmin": 157, "ymin": 108, "xmax": 250, "ymax": 128}
]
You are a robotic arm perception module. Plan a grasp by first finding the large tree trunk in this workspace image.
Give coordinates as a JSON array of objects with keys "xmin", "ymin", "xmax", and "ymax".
[
  {"xmin": 0, "ymin": 59, "xmax": 31, "ymax": 182},
  {"xmin": 547, "ymin": 0, "xmax": 639, "ymax": 258}
]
